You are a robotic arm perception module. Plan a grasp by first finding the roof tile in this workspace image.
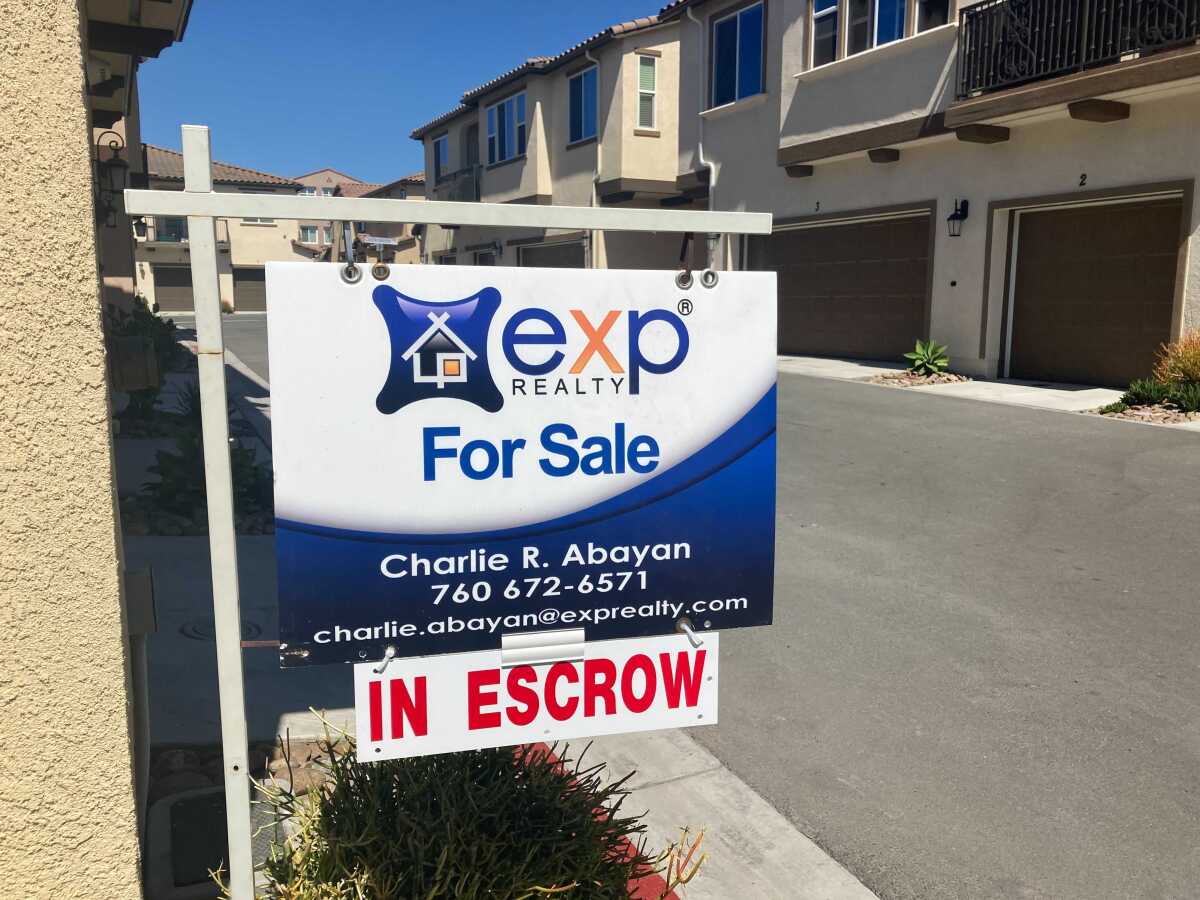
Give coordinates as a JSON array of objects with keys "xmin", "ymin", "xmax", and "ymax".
[{"xmin": 144, "ymin": 144, "xmax": 298, "ymax": 187}]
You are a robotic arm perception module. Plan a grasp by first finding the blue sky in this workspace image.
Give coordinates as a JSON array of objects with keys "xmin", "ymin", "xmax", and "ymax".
[{"xmin": 139, "ymin": 1, "xmax": 661, "ymax": 183}]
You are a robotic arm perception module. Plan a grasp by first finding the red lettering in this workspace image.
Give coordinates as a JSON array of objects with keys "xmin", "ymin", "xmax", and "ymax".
[
  {"xmin": 659, "ymin": 650, "xmax": 706, "ymax": 709},
  {"xmin": 568, "ymin": 309, "xmax": 624, "ymax": 374},
  {"xmin": 620, "ymin": 653, "xmax": 657, "ymax": 713},
  {"xmin": 505, "ymin": 665, "xmax": 540, "ymax": 726},
  {"xmin": 390, "ymin": 676, "xmax": 428, "ymax": 738},
  {"xmin": 467, "ymin": 668, "xmax": 502, "ymax": 729},
  {"xmin": 545, "ymin": 662, "xmax": 580, "ymax": 721},
  {"xmin": 368, "ymin": 680, "xmax": 383, "ymax": 742},
  {"xmin": 583, "ymin": 658, "xmax": 618, "ymax": 717}
]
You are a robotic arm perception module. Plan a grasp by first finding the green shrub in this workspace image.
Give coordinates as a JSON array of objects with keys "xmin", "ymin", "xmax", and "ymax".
[
  {"xmin": 1098, "ymin": 401, "xmax": 1128, "ymax": 415},
  {"xmin": 1122, "ymin": 378, "xmax": 1172, "ymax": 407},
  {"xmin": 1171, "ymin": 381, "xmax": 1200, "ymax": 413},
  {"xmin": 1153, "ymin": 330, "xmax": 1200, "ymax": 385},
  {"xmin": 106, "ymin": 299, "xmax": 187, "ymax": 375},
  {"xmin": 244, "ymin": 738, "xmax": 678, "ymax": 900},
  {"xmin": 903, "ymin": 339, "xmax": 950, "ymax": 375},
  {"xmin": 143, "ymin": 429, "xmax": 271, "ymax": 520}
]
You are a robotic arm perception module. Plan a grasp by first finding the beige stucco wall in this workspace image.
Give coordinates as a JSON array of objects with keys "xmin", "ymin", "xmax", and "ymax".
[
  {"xmin": 615, "ymin": 26, "xmax": 681, "ymax": 184},
  {"xmin": 0, "ymin": 1, "xmax": 141, "ymax": 896}
]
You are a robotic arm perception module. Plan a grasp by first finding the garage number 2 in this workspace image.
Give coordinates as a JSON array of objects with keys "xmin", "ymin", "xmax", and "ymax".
[{"xmin": 1079, "ymin": 173, "xmax": 1087, "ymax": 187}]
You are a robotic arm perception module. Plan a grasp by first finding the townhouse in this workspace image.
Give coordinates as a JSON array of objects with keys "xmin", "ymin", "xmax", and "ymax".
[
  {"xmin": 134, "ymin": 145, "xmax": 306, "ymax": 312},
  {"xmin": 411, "ymin": 16, "xmax": 698, "ymax": 269},
  {"xmin": 664, "ymin": 0, "xmax": 1200, "ymax": 386},
  {"xmin": 292, "ymin": 167, "xmax": 426, "ymax": 263}
]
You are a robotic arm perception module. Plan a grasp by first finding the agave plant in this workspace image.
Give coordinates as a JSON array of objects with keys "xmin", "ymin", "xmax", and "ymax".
[{"xmin": 904, "ymin": 339, "xmax": 950, "ymax": 376}]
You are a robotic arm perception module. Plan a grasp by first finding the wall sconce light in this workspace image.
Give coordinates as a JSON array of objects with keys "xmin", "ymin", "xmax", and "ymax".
[
  {"xmin": 132, "ymin": 216, "xmax": 147, "ymax": 239},
  {"xmin": 946, "ymin": 199, "xmax": 969, "ymax": 238},
  {"xmin": 94, "ymin": 130, "xmax": 129, "ymax": 228}
]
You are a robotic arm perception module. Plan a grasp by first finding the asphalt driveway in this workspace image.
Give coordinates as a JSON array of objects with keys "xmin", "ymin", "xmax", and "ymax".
[{"xmin": 699, "ymin": 373, "xmax": 1200, "ymax": 900}]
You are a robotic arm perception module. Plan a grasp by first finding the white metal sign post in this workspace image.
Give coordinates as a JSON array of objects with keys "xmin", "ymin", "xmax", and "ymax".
[{"xmin": 124, "ymin": 125, "xmax": 771, "ymax": 899}]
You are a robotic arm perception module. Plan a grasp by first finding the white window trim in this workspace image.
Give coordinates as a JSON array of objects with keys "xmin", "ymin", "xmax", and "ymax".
[
  {"xmin": 637, "ymin": 55, "xmax": 657, "ymax": 130},
  {"xmin": 486, "ymin": 91, "xmax": 527, "ymax": 165},
  {"xmin": 711, "ymin": 1, "xmax": 765, "ymax": 109},
  {"xmin": 568, "ymin": 65, "xmax": 599, "ymax": 144},
  {"xmin": 239, "ymin": 188, "xmax": 276, "ymax": 224},
  {"xmin": 299, "ymin": 225, "xmax": 318, "ymax": 243}
]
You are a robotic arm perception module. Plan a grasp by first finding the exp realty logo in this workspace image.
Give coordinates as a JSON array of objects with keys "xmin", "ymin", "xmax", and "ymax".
[{"xmin": 372, "ymin": 284, "xmax": 690, "ymax": 414}]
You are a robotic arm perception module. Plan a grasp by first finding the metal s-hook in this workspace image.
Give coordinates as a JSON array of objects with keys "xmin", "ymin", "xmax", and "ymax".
[
  {"xmin": 372, "ymin": 645, "xmax": 397, "ymax": 674},
  {"xmin": 676, "ymin": 618, "xmax": 704, "ymax": 649},
  {"xmin": 676, "ymin": 232, "xmax": 695, "ymax": 289}
]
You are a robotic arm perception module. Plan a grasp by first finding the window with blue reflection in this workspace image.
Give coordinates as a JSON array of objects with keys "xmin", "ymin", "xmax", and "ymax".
[
  {"xmin": 876, "ymin": 0, "xmax": 906, "ymax": 45},
  {"xmin": 569, "ymin": 66, "xmax": 598, "ymax": 143},
  {"xmin": 711, "ymin": 2, "xmax": 764, "ymax": 107}
]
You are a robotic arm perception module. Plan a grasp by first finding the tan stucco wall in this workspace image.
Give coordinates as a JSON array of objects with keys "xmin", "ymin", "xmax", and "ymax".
[{"xmin": 0, "ymin": 1, "xmax": 141, "ymax": 897}]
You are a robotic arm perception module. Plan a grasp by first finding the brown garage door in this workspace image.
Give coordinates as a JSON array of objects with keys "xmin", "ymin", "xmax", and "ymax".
[
  {"xmin": 1008, "ymin": 198, "xmax": 1181, "ymax": 387},
  {"xmin": 233, "ymin": 267, "xmax": 266, "ymax": 311},
  {"xmin": 152, "ymin": 265, "xmax": 194, "ymax": 312},
  {"xmin": 519, "ymin": 241, "xmax": 586, "ymax": 268},
  {"xmin": 752, "ymin": 215, "xmax": 931, "ymax": 360}
]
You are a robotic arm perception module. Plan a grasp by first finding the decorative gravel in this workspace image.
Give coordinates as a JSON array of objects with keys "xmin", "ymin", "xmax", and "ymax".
[
  {"xmin": 866, "ymin": 371, "xmax": 971, "ymax": 387},
  {"xmin": 1094, "ymin": 403, "xmax": 1200, "ymax": 425}
]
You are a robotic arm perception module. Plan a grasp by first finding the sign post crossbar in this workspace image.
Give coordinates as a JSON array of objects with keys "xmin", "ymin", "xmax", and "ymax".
[{"xmin": 124, "ymin": 124, "xmax": 771, "ymax": 900}]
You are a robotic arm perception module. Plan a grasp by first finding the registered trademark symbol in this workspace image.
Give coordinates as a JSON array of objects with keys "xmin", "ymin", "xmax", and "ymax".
[{"xmin": 677, "ymin": 298, "xmax": 693, "ymax": 316}]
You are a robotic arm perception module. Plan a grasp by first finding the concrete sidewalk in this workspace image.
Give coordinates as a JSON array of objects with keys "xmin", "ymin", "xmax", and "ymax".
[{"xmin": 779, "ymin": 355, "xmax": 1124, "ymax": 412}]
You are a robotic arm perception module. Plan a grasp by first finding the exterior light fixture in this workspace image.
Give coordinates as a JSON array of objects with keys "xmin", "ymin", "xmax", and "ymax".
[
  {"xmin": 946, "ymin": 199, "xmax": 969, "ymax": 238},
  {"xmin": 132, "ymin": 216, "xmax": 147, "ymax": 239},
  {"xmin": 94, "ymin": 130, "xmax": 129, "ymax": 228}
]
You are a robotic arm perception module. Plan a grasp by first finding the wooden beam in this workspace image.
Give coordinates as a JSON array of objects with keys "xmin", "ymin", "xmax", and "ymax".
[
  {"xmin": 778, "ymin": 113, "xmax": 947, "ymax": 165},
  {"xmin": 785, "ymin": 164, "xmax": 815, "ymax": 178},
  {"xmin": 955, "ymin": 123, "xmax": 1010, "ymax": 144},
  {"xmin": 87, "ymin": 20, "xmax": 176, "ymax": 58},
  {"xmin": 1068, "ymin": 98, "xmax": 1130, "ymax": 122},
  {"xmin": 868, "ymin": 148, "xmax": 901, "ymax": 163}
]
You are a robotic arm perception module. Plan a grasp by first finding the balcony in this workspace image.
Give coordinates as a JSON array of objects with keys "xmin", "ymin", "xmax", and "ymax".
[
  {"xmin": 434, "ymin": 166, "xmax": 481, "ymax": 203},
  {"xmin": 957, "ymin": 0, "xmax": 1200, "ymax": 98}
]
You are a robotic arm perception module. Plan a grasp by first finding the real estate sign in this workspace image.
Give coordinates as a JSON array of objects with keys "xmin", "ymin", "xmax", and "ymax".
[{"xmin": 266, "ymin": 263, "xmax": 776, "ymax": 667}]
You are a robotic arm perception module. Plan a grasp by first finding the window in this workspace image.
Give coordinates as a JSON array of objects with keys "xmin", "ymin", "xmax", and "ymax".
[
  {"xmin": 323, "ymin": 225, "xmax": 333, "ymax": 244},
  {"xmin": 298, "ymin": 186, "xmax": 316, "ymax": 197},
  {"xmin": 156, "ymin": 216, "xmax": 188, "ymax": 242},
  {"xmin": 568, "ymin": 66, "xmax": 598, "ymax": 143},
  {"xmin": 299, "ymin": 225, "xmax": 318, "ymax": 243},
  {"xmin": 876, "ymin": 0, "xmax": 907, "ymax": 43},
  {"xmin": 813, "ymin": 0, "xmax": 839, "ymax": 65},
  {"xmin": 917, "ymin": 0, "xmax": 949, "ymax": 31},
  {"xmin": 711, "ymin": 2, "xmax": 764, "ymax": 107},
  {"xmin": 320, "ymin": 187, "xmax": 334, "ymax": 197},
  {"xmin": 433, "ymin": 134, "xmax": 449, "ymax": 181},
  {"xmin": 486, "ymin": 92, "xmax": 526, "ymax": 165},
  {"xmin": 637, "ymin": 55, "xmax": 657, "ymax": 129},
  {"xmin": 814, "ymin": 0, "xmax": 913, "ymax": 66}
]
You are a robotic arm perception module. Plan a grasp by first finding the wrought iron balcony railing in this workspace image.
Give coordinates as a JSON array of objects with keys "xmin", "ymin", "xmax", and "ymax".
[
  {"xmin": 956, "ymin": 0, "xmax": 1200, "ymax": 98},
  {"xmin": 434, "ymin": 165, "xmax": 481, "ymax": 203}
]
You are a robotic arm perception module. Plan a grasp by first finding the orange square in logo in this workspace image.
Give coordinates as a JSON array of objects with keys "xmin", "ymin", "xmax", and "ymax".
[{"xmin": 442, "ymin": 358, "xmax": 461, "ymax": 377}]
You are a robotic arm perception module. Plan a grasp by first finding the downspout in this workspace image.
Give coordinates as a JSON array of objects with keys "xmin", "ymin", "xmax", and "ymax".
[
  {"xmin": 685, "ymin": 6, "xmax": 720, "ymax": 269},
  {"xmin": 586, "ymin": 48, "xmax": 602, "ymax": 269}
]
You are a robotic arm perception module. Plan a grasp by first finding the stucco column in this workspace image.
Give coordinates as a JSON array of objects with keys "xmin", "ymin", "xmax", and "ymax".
[{"xmin": 0, "ymin": 2, "xmax": 142, "ymax": 897}]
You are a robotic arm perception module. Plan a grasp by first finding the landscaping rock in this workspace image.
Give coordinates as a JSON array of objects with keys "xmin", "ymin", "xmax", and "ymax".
[
  {"xmin": 1095, "ymin": 403, "xmax": 1200, "ymax": 425},
  {"xmin": 868, "ymin": 371, "xmax": 971, "ymax": 387}
]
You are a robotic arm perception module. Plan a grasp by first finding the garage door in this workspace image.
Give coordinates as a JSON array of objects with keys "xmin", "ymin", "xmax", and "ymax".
[
  {"xmin": 1008, "ymin": 198, "xmax": 1181, "ymax": 387},
  {"xmin": 233, "ymin": 267, "xmax": 266, "ymax": 311},
  {"xmin": 519, "ymin": 241, "xmax": 586, "ymax": 268},
  {"xmin": 152, "ymin": 265, "xmax": 193, "ymax": 312},
  {"xmin": 752, "ymin": 214, "xmax": 931, "ymax": 360}
]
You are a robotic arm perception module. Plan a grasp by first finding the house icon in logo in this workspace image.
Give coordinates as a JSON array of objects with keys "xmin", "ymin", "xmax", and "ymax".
[
  {"xmin": 372, "ymin": 284, "xmax": 503, "ymax": 414},
  {"xmin": 402, "ymin": 311, "xmax": 477, "ymax": 390}
]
